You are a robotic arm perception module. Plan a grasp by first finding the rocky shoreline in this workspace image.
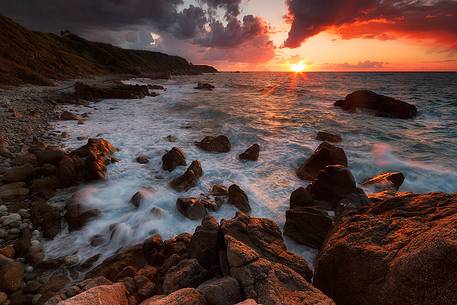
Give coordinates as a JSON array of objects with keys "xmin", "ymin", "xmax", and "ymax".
[{"xmin": 0, "ymin": 80, "xmax": 455, "ymax": 305}]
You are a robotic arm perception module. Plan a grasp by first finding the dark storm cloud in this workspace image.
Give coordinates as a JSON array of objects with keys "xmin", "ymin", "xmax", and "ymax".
[
  {"xmin": 0, "ymin": 0, "xmax": 274, "ymax": 62},
  {"xmin": 284, "ymin": 0, "xmax": 457, "ymax": 49}
]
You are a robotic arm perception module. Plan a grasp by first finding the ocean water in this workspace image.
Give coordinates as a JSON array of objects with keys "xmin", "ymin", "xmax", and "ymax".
[{"xmin": 44, "ymin": 72, "xmax": 457, "ymax": 266}]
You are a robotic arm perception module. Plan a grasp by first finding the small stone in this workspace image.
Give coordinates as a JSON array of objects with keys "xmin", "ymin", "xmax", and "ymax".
[
  {"xmin": 136, "ymin": 155, "xmax": 149, "ymax": 164},
  {"xmin": 3, "ymin": 214, "xmax": 21, "ymax": 226}
]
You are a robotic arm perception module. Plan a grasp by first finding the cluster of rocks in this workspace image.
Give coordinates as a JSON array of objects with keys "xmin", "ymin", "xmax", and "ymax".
[
  {"xmin": 72, "ymin": 82, "xmax": 155, "ymax": 102},
  {"xmin": 194, "ymin": 83, "xmax": 215, "ymax": 90},
  {"xmin": 40, "ymin": 212, "xmax": 335, "ymax": 305}
]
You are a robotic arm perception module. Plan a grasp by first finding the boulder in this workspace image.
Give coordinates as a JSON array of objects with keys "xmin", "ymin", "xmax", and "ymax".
[
  {"xmin": 297, "ymin": 142, "xmax": 348, "ymax": 180},
  {"xmin": 362, "ymin": 171, "xmax": 405, "ymax": 192},
  {"xmin": 35, "ymin": 149, "xmax": 66, "ymax": 165},
  {"xmin": 197, "ymin": 277, "xmax": 242, "ymax": 305},
  {"xmin": 162, "ymin": 259, "xmax": 210, "ymax": 294},
  {"xmin": 221, "ymin": 212, "xmax": 313, "ymax": 281},
  {"xmin": 228, "ymin": 185, "xmax": 250, "ymax": 213},
  {"xmin": 136, "ymin": 155, "xmax": 150, "ymax": 164},
  {"xmin": 0, "ymin": 182, "xmax": 29, "ymax": 200},
  {"xmin": 162, "ymin": 147, "xmax": 186, "ymax": 172},
  {"xmin": 170, "ymin": 161, "xmax": 203, "ymax": 192},
  {"xmin": 140, "ymin": 288, "xmax": 206, "ymax": 305},
  {"xmin": 56, "ymin": 283, "xmax": 129, "ymax": 305},
  {"xmin": 60, "ymin": 111, "xmax": 80, "ymax": 121},
  {"xmin": 316, "ymin": 131, "xmax": 342, "ymax": 143},
  {"xmin": 74, "ymin": 82, "xmax": 150, "ymax": 101},
  {"xmin": 196, "ymin": 136, "xmax": 231, "ymax": 153},
  {"xmin": 194, "ymin": 82, "xmax": 215, "ymax": 90},
  {"xmin": 289, "ymin": 187, "xmax": 314, "ymax": 209},
  {"xmin": 211, "ymin": 185, "xmax": 228, "ymax": 196},
  {"xmin": 130, "ymin": 189, "xmax": 153, "ymax": 208},
  {"xmin": 0, "ymin": 262, "xmax": 24, "ymax": 292},
  {"xmin": 239, "ymin": 144, "xmax": 260, "ymax": 161},
  {"xmin": 57, "ymin": 138, "xmax": 117, "ymax": 186},
  {"xmin": 187, "ymin": 217, "xmax": 220, "ymax": 270},
  {"xmin": 315, "ymin": 192, "xmax": 457, "ymax": 305},
  {"xmin": 335, "ymin": 90, "xmax": 417, "ymax": 119},
  {"xmin": 176, "ymin": 198, "xmax": 207, "ymax": 220},
  {"xmin": 284, "ymin": 207, "xmax": 333, "ymax": 249},
  {"xmin": 30, "ymin": 201, "xmax": 61, "ymax": 238},
  {"xmin": 2, "ymin": 164, "xmax": 35, "ymax": 182},
  {"xmin": 307, "ymin": 165, "xmax": 369, "ymax": 209},
  {"xmin": 65, "ymin": 193, "xmax": 101, "ymax": 231},
  {"xmin": 30, "ymin": 176, "xmax": 59, "ymax": 194}
]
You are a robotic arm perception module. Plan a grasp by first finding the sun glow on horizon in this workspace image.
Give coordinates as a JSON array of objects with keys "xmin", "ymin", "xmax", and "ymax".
[{"xmin": 290, "ymin": 61, "xmax": 307, "ymax": 72}]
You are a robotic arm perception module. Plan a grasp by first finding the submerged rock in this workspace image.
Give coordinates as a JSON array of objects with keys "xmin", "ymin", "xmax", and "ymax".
[
  {"xmin": 239, "ymin": 144, "xmax": 260, "ymax": 161},
  {"xmin": 195, "ymin": 136, "xmax": 231, "ymax": 153},
  {"xmin": 297, "ymin": 142, "xmax": 348, "ymax": 181},
  {"xmin": 130, "ymin": 188, "xmax": 153, "ymax": 208},
  {"xmin": 335, "ymin": 90, "xmax": 417, "ymax": 119},
  {"xmin": 194, "ymin": 82, "xmax": 215, "ymax": 90},
  {"xmin": 65, "ymin": 193, "xmax": 101, "ymax": 231},
  {"xmin": 227, "ymin": 184, "xmax": 250, "ymax": 213},
  {"xmin": 170, "ymin": 161, "xmax": 203, "ymax": 192},
  {"xmin": 136, "ymin": 155, "xmax": 150, "ymax": 164},
  {"xmin": 315, "ymin": 192, "xmax": 457, "ymax": 305},
  {"xmin": 316, "ymin": 131, "xmax": 342, "ymax": 143},
  {"xmin": 362, "ymin": 171, "xmax": 405, "ymax": 192},
  {"xmin": 60, "ymin": 110, "xmax": 80, "ymax": 121},
  {"xmin": 162, "ymin": 147, "xmax": 186, "ymax": 172}
]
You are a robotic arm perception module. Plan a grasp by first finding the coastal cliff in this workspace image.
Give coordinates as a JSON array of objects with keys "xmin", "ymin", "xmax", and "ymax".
[{"xmin": 0, "ymin": 15, "xmax": 217, "ymax": 87}]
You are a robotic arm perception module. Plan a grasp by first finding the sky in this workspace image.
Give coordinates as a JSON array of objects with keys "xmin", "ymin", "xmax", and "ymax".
[{"xmin": 1, "ymin": 0, "xmax": 457, "ymax": 71}]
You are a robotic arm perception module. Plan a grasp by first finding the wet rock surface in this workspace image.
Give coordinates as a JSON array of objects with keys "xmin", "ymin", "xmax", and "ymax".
[
  {"xmin": 227, "ymin": 185, "xmax": 250, "ymax": 213},
  {"xmin": 162, "ymin": 147, "xmax": 186, "ymax": 172},
  {"xmin": 314, "ymin": 192, "xmax": 457, "ymax": 305},
  {"xmin": 170, "ymin": 161, "xmax": 203, "ymax": 192},
  {"xmin": 195, "ymin": 136, "xmax": 231, "ymax": 153},
  {"xmin": 297, "ymin": 142, "xmax": 348, "ymax": 180},
  {"xmin": 335, "ymin": 90, "xmax": 418, "ymax": 119},
  {"xmin": 239, "ymin": 144, "xmax": 260, "ymax": 161}
]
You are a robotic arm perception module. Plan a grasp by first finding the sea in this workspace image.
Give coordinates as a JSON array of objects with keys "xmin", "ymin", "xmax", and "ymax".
[{"xmin": 44, "ymin": 72, "xmax": 457, "ymax": 267}]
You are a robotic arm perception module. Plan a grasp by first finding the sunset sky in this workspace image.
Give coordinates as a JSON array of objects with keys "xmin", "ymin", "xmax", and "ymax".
[{"xmin": 1, "ymin": 0, "xmax": 457, "ymax": 71}]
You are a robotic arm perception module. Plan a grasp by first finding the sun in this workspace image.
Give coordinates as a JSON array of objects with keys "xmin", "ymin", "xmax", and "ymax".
[{"xmin": 290, "ymin": 61, "xmax": 307, "ymax": 73}]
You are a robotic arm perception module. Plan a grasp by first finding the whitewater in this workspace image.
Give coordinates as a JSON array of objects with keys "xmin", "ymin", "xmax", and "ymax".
[{"xmin": 44, "ymin": 72, "xmax": 457, "ymax": 267}]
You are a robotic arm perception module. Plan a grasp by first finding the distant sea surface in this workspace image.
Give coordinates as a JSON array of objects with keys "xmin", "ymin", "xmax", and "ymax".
[{"xmin": 45, "ymin": 72, "xmax": 457, "ymax": 266}]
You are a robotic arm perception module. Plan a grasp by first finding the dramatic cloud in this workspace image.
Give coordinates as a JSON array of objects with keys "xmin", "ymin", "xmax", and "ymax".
[
  {"xmin": 0, "ymin": 0, "xmax": 275, "ymax": 64},
  {"xmin": 284, "ymin": 0, "xmax": 457, "ymax": 50}
]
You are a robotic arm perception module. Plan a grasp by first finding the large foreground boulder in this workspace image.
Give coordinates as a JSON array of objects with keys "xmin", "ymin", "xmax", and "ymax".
[
  {"xmin": 57, "ymin": 283, "xmax": 129, "ymax": 305},
  {"xmin": 314, "ymin": 192, "xmax": 457, "ymax": 305},
  {"xmin": 57, "ymin": 138, "xmax": 117, "ymax": 187},
  {"xmin": 195, "ymin": 136, "xmax": 231, "ymax": 153},
  {"xmin": 297, "ymin": 142, "xmax": 347, "ymax": 180},
  {"xmin": 335, "ymin": 90, "xmax": 417, "ymax": 119}
]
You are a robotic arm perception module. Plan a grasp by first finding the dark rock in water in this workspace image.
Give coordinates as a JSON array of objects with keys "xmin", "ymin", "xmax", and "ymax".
[
  {"xmin": 56, "ymin": 138, "xmax": 117, "ymax": 187},
  {"xmin": 284, "ymin": 207, "xmax": 333, "ymax": 249},
  {"xmin": 362, "ymin": 172, "xmax": 405, "ymax": 192},
  {"xmin": 211, "ymin": 185, "xmax": 228, "ymax": 196},
  {"xmin": 316, "ymin": 131, "xmax": 342, "ymax": 143},
  {"xmin": 60, "ymin": 110, "xmax": 80, "ymax": 121},
  {"xmin": 187, "ymin": 216, "xmax": 220, "ymax": 270},
  {"xmin": 335, "ymin": 90, "xmax": 418, "ymax": 119},
  {"xmin": 194, "ymin": 82, "xmax": 215, "ymax": 90},
  {"xmin": 239, "ymin": 144, "xmax": 260, "ymax": 161},
  {"xmin": 130, "ymin": 189, "xmax": 153, "ymax": 208},
  {"xmin": 307, "ymin": 165, "xmax": 369, "ymax": 210},
  {"xmin": 65, "ymin": 193, "xmax": 101, "ymax": 231},
  {"xmin": 73, "ymin": 82, "xmax": 150, "ymax": 101},
  {"xmin": 136, "ymin": 155, "xmax": 149, "ymax": 164},
  {"xmin": 176, "ymin": 198, "xmax": 207, "ymax": 220},
  {"xmin": 195, "ymin": 135, "xmax": 231, "ymax": 153},
  {"xmin": 148, "ymin": 84, "xmax": 165, "ymax": 90},
  {"xmin": 199, "ymin": 196, "xmax": 223, "ymax": 212},
  {"xmin": 314, "ymin": 193, "xmax": 457, "ymax": 305},
  {"xmin": 297, "ymin": 142, "xmax": 348, "ymax": 181},
  {"xmin": 197, "ymin": 276, "xmax": 242, "ymax": 305},
  {"xmin": 170, "ymin": 160, "xmax": 203, "ymax": 192},
  {"xmin": 228, "ymin": 184, "xmax": 250, "ymax": 213},
  {"xmin": 289, "ymin": 187, "xmax": 314, "ymax": 209},
  {"xmin": 162, "ymin": 147, "xmax": 186, "ymax": 172},
  {"xmin": 162, "ymin": 258, "xmax": 210, "ymax": 294}
]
